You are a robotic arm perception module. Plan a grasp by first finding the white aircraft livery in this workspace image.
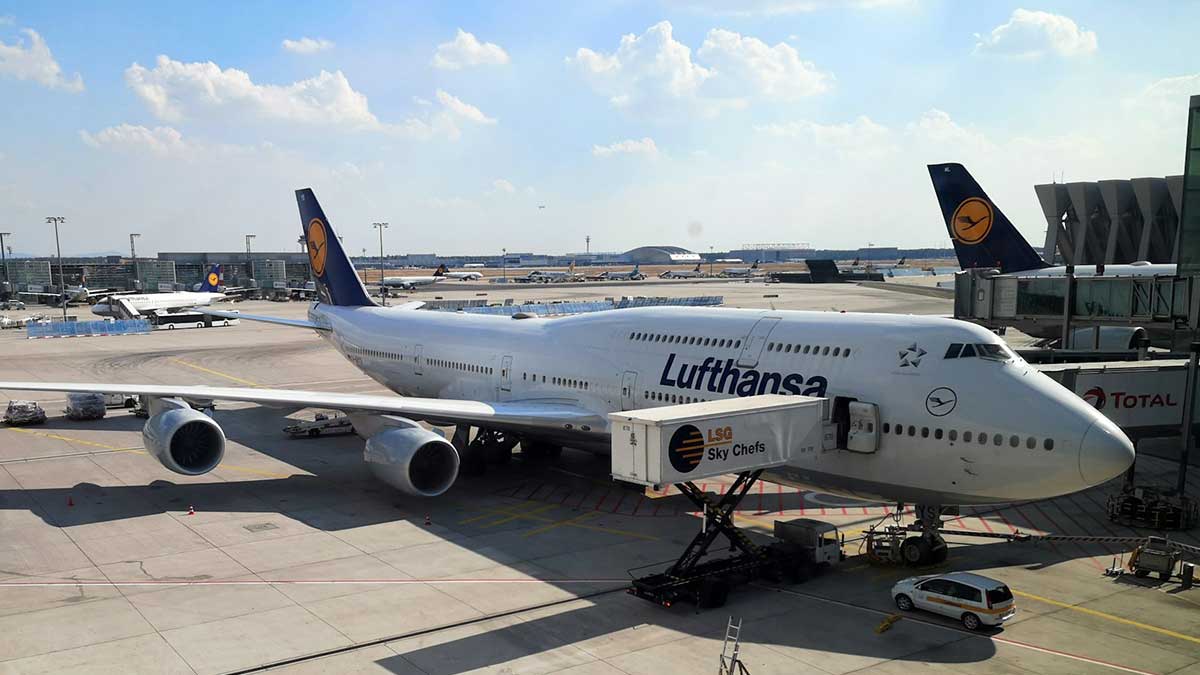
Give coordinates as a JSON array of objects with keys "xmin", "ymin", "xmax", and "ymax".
[
  {"xmin": 0, "ymin": 188, "xmax": 1135, "ymax": 565},
  {"xmin": 91, "ymin": 265, "xmax": 227, "ymax": 318}
]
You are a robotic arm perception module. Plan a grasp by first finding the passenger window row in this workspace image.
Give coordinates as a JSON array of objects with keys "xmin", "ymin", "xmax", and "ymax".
[
  {"xmin": 766, "ymin": 342, "xmax": 850, "ymax": 358},
  {"xmin": 429, "ymin": 357, "xmax": 493, "ymax": 375},
  {"xmin": 644, "ymin": 390, "xmax": 708, "ymax": 405},
  {"xmin": 349, "ymin": 345, "xmax": 404, "ymax": 362},
  {"xmin": 629, "ymin": 332, "xmax": 742, "ymax": 350},
  {"xmin": 881, "ymin": 422, "xmax": 1055, "ymax": 451},
  {"xmin": 522, "ymin": 372, "xmax": 590, "ymax": 391}
]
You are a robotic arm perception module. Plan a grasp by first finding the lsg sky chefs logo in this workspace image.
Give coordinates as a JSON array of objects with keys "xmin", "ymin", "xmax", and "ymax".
[{"xmin": 667, "ymin": 424, "xmax": 766, "ymax": 474}]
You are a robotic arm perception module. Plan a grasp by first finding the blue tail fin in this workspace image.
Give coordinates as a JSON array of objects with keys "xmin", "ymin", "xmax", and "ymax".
[
  {"xmin": 199, "ymin": 265, "xmax": 222, "ymax": 292},
  {"xmin": 296, "ymin": 189, "xmax": 375, "ymax": 307},
  {"xmin": 928, "ymin": 163, "xmax": 1048, "ymax": 273}
]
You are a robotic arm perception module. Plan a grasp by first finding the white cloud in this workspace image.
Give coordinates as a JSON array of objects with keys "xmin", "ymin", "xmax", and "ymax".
[
  {"xmin": 491, "ymin": 178, "xmax": 515, "ymax": 194},
  {"xmin": 974, "ymin": 9, "xmax": 1097, "ymax": 59},
  {"xmin": 432, "ymin": 29, "xmax": 510, "ymax": 70},
  {"xmin": 123, "ymin": 56, "xmax": 495, "ymax": 140},
  {"xmin": 79, "ymin": 124, "xmax": 194, "ymax": 157},
  {"xmin": 568, "ymin": 21, "xmax": 829, "ymax": 116},
  {"xmin": 756, "ymin": 115, "xmax": 890, "ymax": 150},
  {"xmin": 698, "ymin": 28, "xmax": 832, "ymax": 100},
  {"xmin": 0, "ymin": 28, "xmax": 83, "ymax": 92},
  {"xmin": 281, "ymin": 37, "xmax": 334, "ymax": 54},
  {"xmin": 592, "ymin": 137, "xmax": 659, "ymax": 157},
  {"xmin": 905, "ymin": 108, "xmax": 993, "ymax": 153},
  {"xmin": 435, "ymin": 89, "xmax": 496, "ymax": 125},
  {"xmin": 0, "ymin": 16, "xmax": 13, "ymax": 25}
]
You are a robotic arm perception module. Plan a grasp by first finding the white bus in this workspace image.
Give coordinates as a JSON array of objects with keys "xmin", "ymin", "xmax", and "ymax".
[{"xmin": 152, "ymin": 309, "xmax": 240, "ymax": 330}]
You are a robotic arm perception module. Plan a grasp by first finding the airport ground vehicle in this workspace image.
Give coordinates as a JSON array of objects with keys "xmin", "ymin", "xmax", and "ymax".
[
  {"xmin": 151, "ymin": 309, "xmax": 240, "ymax": 329},
  {"xmin": 103, "ymin": 393, "xmax": 139, "ymax": 408},
  {"xmin": 892, "ymin": 572, "xmax": 1015, "ymax": 630},
  {"xmin": 0, "ymin": 300, "xmax": 25, "ymax": 310},
  {"xmin": 1130, "ymin": 536, "xmax": 1180, "ymax": 581},
  {"xmin": 283, "ymin": 412, "xmax": 354, "ymax": 438},
  {"xmin": 4, "ymin": 400, "xmax": 46, "ymax": 426}
]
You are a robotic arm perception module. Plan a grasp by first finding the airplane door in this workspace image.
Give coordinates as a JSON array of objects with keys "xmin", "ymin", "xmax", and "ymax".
[
  {"xmin": 737, "ymin": 317, "xmax": 780, "ymax": 368},
  {"xmin": 499, "ymin": 355, "xmax": 513, "ymax": 399},
  {"xmin": 414, "ymin": 345, "xmax": 424, "ymax": 375},
  {"xmin": 621, "ymin": 371, "xmax": 638, "ymax": 409},
  {"xmin": 846, "ymin": 401, "xmax": 880, "ymax": 453}
]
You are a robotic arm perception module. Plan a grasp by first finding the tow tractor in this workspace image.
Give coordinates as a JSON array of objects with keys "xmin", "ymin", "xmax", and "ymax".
[
  {"xmin": 610, "ymin": 395, "xmax": 839, "ymax": 609},
  {"xmin": 283, "ymin": 412, "xmax": 355, "ymax": 438}
]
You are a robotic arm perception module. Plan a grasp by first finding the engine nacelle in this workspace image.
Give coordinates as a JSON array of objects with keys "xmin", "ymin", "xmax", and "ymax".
[
  {"xmin": 142, "ymin": 405, "xmax": 226, "ymax": 475},
  {"xmin": 364, "ymin": 426, "xmax": 460, "ymax": 497}
]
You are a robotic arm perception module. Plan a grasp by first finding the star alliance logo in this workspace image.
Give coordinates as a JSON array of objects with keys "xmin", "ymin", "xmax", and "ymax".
[{"xmin": 899, "ymin": 343, "xmax": 926, "ymax": 368}]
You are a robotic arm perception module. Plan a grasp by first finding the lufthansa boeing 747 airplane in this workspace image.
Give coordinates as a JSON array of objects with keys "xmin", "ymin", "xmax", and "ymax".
[{"xmin": 0, "ymin": 188, "xmax": 1135, "ymax": 565}]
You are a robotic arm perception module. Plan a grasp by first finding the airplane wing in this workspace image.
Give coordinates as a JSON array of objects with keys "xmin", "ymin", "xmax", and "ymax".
[{"xmin": 0, "ymin": 381, "xmax": 607, "ymax": 433}]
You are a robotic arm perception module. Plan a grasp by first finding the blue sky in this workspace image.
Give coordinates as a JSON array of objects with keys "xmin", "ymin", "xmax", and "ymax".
[{"xmin": 1, "ymin": 1, "xmax": 1198, "ymax": 256}]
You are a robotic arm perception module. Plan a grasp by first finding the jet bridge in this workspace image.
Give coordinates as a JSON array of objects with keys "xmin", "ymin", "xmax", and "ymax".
[{"xmin": 610, "ymin": 395, "xmax": 835, "ymax": 608}]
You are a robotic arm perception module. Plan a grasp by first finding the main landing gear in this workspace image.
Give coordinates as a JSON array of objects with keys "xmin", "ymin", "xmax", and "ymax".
[
  {"xmin": 867, "ymin": 503, "xmax": 950, "ymax": 566},
  {"xmin": 453, "ymin": 426, "xmax": 520, "ymax": 476}
]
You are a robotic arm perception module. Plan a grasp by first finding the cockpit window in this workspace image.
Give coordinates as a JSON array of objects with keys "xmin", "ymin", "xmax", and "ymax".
[
  {"xmin": 944, "ymin": 342, "xmax": 1015, "ymax": 362},
  {"xmin": 976, "ymin": 343, "xmax": 1014, "ymax": 361}
]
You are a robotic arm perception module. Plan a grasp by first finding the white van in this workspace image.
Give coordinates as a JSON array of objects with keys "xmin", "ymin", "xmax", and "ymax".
[{"xmin": 891, "ymin": 571, "xmax": 1015, "ymax": 630}]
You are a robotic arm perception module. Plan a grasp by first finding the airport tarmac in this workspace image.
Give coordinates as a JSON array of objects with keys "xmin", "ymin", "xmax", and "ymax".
[{"xmin": 0, "ymin": 281, "xmax": 1197, "ymax": 674}]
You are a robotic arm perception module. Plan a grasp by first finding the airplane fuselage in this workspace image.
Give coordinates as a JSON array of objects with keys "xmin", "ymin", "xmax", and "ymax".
[
  {"xmin": 1011, "ymin": 263, "xmax": 1175, "ymax": 278},
  {"xmin": 91, "ymin": 292, "xmax": 225, "ymax": 317},
  {"xmin": 306, "ymin": 303, "xmax": 1130, "ymax": 506}
]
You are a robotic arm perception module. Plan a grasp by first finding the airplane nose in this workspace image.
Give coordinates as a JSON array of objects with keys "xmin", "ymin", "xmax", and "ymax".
[{"xmin": 1079, "ymin": 417, "xmax": 1135, "ymax": 486}]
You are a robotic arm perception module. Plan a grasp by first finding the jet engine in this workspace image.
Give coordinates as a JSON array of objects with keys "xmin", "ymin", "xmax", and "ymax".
[
  {"xmin": 364, "ymin": 426, "xmax": 460, "ymax": 497},
  {"xmin": 142, "ymin": 402, "xmax": 226, "ymax": 475}
]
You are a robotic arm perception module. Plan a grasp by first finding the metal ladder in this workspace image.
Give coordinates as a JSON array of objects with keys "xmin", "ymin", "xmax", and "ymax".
[{"xmin": 719, "ymin": 616, "xmax": 750, "ymax": 675}]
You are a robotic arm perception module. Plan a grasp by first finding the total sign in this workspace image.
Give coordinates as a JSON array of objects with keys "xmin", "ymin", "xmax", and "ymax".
[{"xmin": 1074, "ymin": 370, "xmax": 1184, "ymax": 428}]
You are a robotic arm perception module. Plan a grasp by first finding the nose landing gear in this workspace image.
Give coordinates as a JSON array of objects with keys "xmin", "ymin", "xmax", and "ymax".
[{"xmin": 866, "ymin": 503, "xmax": 950, "ymax": 566}]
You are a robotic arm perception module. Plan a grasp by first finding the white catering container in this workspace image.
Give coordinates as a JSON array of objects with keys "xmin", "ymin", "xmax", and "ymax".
[{"xmin": 609, "ymin": 394, "xmax": 825, "ymax": 486}]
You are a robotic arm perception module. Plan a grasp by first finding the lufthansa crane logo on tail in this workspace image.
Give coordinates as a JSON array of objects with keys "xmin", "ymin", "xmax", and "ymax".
[
  {"xmin": 307, "ymin": 219, "xmax": 328, "ymax": 277},
  {"xmin": 951, "ymin": 197, "xmax": 993, "ymax": 245},
  {"xmin": 207, "ymin": 272, "xmax": 219, "ymax": 287},
  {"xmin": 668, "ymin": 424, "xmax": 705, "ymax": 474}
]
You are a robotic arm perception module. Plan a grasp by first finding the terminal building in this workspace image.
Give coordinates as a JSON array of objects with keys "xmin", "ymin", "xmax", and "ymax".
[{"xmin": 1036, "ymin": 175, "xmax": 1183, "ymax": 265}]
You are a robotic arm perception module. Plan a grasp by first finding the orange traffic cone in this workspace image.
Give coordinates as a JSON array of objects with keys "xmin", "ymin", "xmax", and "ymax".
[
  {"xmin": 424, "ymin": 514, "xmax": 431, "ymax": 526},
  {"xmin": 67, "ymin": 496, "xmax": 74, "ymax": 507},
  {"xmin": 187, "ymin": 505, "xmax": 195, "ymax": 516}
]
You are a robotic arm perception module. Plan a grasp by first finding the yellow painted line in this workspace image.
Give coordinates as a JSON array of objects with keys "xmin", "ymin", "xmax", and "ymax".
[
  {"xmin": 5, "ymin": 427, "xmax": 131, "ymax": 451},
  {"xmin": 170, "ymin": 358, "xmax": 261, "ymax": 387},
  {"xmin": 564, "ymin": 520, "xmax": 659, "ymax": 541},
  {"xmin": 522, "ymin": 510, "xmax": 599, "ymax": 537},
  {"xmin": 462, "ymin": 504, "xmax": 659, "ymax": 541},
  {"xmin": 1014, "ymin": 590, "xmax": 1200, "ymax": 646},
  {"xmin": 458, "ymin": 503, "xmax": 558, "ymax": 527},
  {"xmin": 5, "ymin": 428, "xmax": 290, "ymax": 479}
]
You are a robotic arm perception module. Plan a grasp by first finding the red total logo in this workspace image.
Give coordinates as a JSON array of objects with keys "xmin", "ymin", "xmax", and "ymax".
[{"xmin": 1082, "ymin": 386, "xmax": 1176, "ymax": 411}]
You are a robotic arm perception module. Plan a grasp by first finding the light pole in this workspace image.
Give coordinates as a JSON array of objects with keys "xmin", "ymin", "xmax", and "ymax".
[
  {"xmin": 45, "ymin": 217, "xmax": 67, "ymax": 321},
  {"xmin": 245, "ymin": 234, "xmax": 256, "ymax": 287},
  {"xmin": 373, "ymin": 222, "xmax": 388, "ymax": 305},
  {"xmin": 129, "ymin": 233, "xmax": 141, "ymax": 290},
  {"xmin": 502, "ymin": 248, "xmax": 507, "ymax": 281},
  {"xmin": 709, "ymin": 246, "xmax": 714, "ymax": 277},
  {"xmin": 0, "ymin": 232, "xmax": 10, "ymax": 289}
]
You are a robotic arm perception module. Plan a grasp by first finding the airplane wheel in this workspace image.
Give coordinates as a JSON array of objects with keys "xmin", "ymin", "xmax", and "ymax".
[{"xmin": 901, "ymin": 536, "xmax": 931, "ymax": 566}]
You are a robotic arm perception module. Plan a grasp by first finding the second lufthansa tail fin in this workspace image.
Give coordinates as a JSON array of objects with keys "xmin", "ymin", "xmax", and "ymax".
[
  {"xmin": 199, "ymin": 265, "xmax": 222, "ymax": 292},
  {"xmin": 296, "ymin": 189, "xmax": 375, "ymax": 307},
  {"xmin": 928, "ymin": 163, "xmax": 1047, "ymax": 273}
]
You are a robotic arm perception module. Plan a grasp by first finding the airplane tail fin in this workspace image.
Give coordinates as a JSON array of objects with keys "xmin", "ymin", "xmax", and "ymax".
[
  {"xmin": 199, "ymin": 265, "xmax": 222, "ymax": 292},
  {"xmin": 694, "ymin": 263, "xmax": 701, "ymax": 272},
  {"xmin": 296, "ymin": 189, "xmax": 375, "ymax": 307},
  {"xmin": 434, "ymin": 264, "xmax": 447, "ymax": 277},
  {"xmin": 928, "ymin": 163, "xmax": 1048, "ymax": 273}
]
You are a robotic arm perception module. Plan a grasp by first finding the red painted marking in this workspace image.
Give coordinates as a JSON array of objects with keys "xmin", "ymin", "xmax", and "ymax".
[
  {"xmin": 610, "ymin": 491, "xmax": 626, "ymax": 514},
  {"xmin": 819, "ymin": 506, "xmax": 827, "ymax": 516},
  {"xmin": 593, "ymin": 489, "xmax": 610, "ymax": 512},
  {"xmin": 1066, "ymin": 492, "xmax": 1122, "ymax": 540},
  {"xmin": 971, "ymin": 508, "xmax": 994, "ymax": 533},
  {"xmin": 841, "ymin": 506, "xmax": 849, "ymax": 516},
  {"xmin": 951, "ymin": 515, "xmax": 966, "ymax": 529},
  {"xmin": 1031, "ymin": 501, "xmax": 1104, "ymax": 571},
  {"xmin": 558, "ymin": 489, "xmax": 572, "ymax": 505},
  {"xmin": 574, "ymin": 487, "xmax": 594, "ymax": 510},
  {"xmin": 861, "ymin": 506, "xmax": 870, "ymax": 516},
  {"xmin": 630, "ymin": 496, "xmax": 645, "ymax": 516},
  {"xmin": 1051, "ymin": 497, "xmax": 1120, "ymax": 558},
  {"xmin": 995, "ymin": 511, "xmax": 1019, "ymax": 535},
  {"xmin": 652, "ymin": 500, "xmax": 664, "ymax": 516}
]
